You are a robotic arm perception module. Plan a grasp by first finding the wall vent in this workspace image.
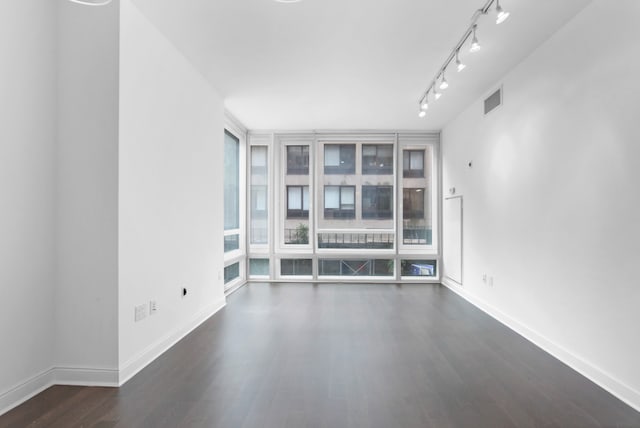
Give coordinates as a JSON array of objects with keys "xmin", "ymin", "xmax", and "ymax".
[{"xmin": 484, "ymin": 87, "xmax": 502, "ymax": 115}]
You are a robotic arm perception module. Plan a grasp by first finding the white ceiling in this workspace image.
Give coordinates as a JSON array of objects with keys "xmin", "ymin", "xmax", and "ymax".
[{"xmin": 131, "ymin": 0, "xmax": 591, "ymax": 130}]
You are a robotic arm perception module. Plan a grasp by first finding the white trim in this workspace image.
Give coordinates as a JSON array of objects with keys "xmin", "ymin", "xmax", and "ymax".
[
  {"xmin": 441, "ymin": 278, "xmax": 640, "ymax": 413},
  {"xmin": 0, "ymin": 368, "xmax": 55, "ymax": 416},
  {"xmin": 0, "ymin": 365, "xmax": 120, "ymax": 417},
  {"xmin": 118, "ymin": 297, "xmax": 226, "ymax": 386},
  {"xmin": 224, "ymin": 110, "xmax": 248, "ymax": 137},
  {"xmin": 55, "ymin": 366, "xmax": 119, "ymax": 386}
]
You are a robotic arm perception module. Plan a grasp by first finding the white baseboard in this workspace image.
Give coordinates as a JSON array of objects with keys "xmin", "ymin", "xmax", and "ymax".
[
  {"xmin": 55, "ymin": 366, "xmax": 119, "ymax": 386},
  {"xmin": 118, "ymin": 297, "xmax": 226, "ymax": 386},
  {"xmin": 441, "ymin": 278, "xmax": 640, "ymax": 413},
  {"xmin": 0, "ymin": 366, "xmax": 119, "ymax": 417},
  {"xmin": 0, "ymin": 298, "xmax": 226, "ymax": 417},
  {"xmin": 0, "ymin": 368, "xmax": 55, "ymax": 417}
]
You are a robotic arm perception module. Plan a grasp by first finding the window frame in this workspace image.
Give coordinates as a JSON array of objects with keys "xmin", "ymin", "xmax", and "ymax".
[{"xmin": 223, "ymin": 119, "xmax": 247, "ymax": 293}]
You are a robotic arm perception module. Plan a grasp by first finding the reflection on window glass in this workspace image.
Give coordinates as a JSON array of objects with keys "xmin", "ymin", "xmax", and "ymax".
[
  {"xmin": 401, "ymin": 260, "xmax": 436, "ymax": 277},
  {"xmin": 324, "ymin": 144, "xmax": 355, "ymax": 174},
  {"xmin": 224, "ymin": 262, "xmax": 240, "ymax": 284},
  {"xmin": 318, "ymin": 259, "xmax": 394, "ymax": 276},
  {"xmin": 249, "ymin": 259, "xmax": 270, "ymax": 276},
  {"xmin": 287, "ymin": 146, "xmax": 309, "ymax": 175},
  {"xmin": 362, "ymin": 186, "xmax": 393, "ymax": 219},
  {"xmin": 281, "ymin": 259, "xmax": 313, "ymax": 276},
  {"xmin": 224, "ymin": 130, "xmax": 240, "ymax": 231},
  {"xmin": 362, "ymin": 144, "xmax": 393, "ymax": 175},
  {"xmin": 250, "ymin": 146, "xmax": 268, "ymax": 244}
]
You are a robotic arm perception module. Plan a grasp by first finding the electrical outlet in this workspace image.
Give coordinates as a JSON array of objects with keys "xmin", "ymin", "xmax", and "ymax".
[
  {"xmin": 482, "ymin": 273, "xmax": 487, "ymax": 283},
  {"xmin": 489, "ymin": 276, "xmax": 494, "ymax": 287},
  {"xmin": 149, "ymin": 300, "xmax": 158, "ymax": 314},
  {"xmin": 134, "ymin": 304, "xmax": 147, "ymax": 322}
]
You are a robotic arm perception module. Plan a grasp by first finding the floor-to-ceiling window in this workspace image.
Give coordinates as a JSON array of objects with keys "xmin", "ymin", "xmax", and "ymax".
[
  {"xmin": 223, "ymin": 126, "xmax": 246, "ymax": 290},
  {"xmin": 246, "ymin": 132, "xmax": 439, "ymax": 282}
]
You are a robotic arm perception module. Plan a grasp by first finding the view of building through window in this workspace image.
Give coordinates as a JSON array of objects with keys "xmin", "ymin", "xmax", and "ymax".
[{"xmin": 245, "ymin": 133, "xmax": 438, "ymax": 281}]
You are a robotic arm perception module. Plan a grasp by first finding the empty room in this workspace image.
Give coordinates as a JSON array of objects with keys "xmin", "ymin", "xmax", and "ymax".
[{"xmin": 1, "ymin": 0, "xmax": 639, "ymax": 426}]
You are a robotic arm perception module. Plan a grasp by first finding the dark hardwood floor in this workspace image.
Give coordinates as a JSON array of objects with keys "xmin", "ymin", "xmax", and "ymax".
[{"xmin": 2, "ymin": 283, "xmax": 639, "ymax": 427}]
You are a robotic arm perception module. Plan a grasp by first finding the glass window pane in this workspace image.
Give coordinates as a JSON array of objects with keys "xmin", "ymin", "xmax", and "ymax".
[
  {"xmin": 318, "ymin": 259, "xmax": 394, "ymax": 277},
  {"xmin": 402, "ymin": 147, "xmax": 432, "ymax": 246},
  {"xmin": 250, "ymin": 146, "xmax": 268, "ymax": 245},
  {"xmin": 224, "ymin": 262, "xmax": 240, "ymax": 284},
  {"xmin": 401, "ymin": 260, "xmax": 436, "ymax": 277},
  {"xmin": 403, "ymin": 188, "xmax": 425, "ymax": 219},
  {"xmin": 410, "ymin": 151, "xmax": 424, "ymax": 170},
  {"xmin": 224, "ymin": 130, "xmax": 239, "ymax": 231},
  {"xmin": 318, "ymin": 232, "xmax": 394, "ymax": 249},
  {"xmin": 249, "ymin": 259, "xmax": 269, "ymax": 276},
  {"xmin": 281, "ymin": 259, "xmax": 313, "ymax": 276},
  {"xmin": 224, "ymin": 234, "xmax": 240, "ymax": 253},
  {"xmin": 251, "ymin": 146, "xmax": 267, "ymax": 168}
]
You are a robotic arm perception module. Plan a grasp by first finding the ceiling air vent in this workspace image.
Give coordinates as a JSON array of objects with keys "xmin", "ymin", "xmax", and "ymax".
[{"xmin": 484, "ymin": 87, "xmax": 502, "ymax": 115}]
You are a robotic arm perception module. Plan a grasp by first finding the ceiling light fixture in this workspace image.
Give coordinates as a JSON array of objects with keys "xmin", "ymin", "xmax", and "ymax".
[
  {"xmin": 421, "ymin": 93, "xmax": 429, "ymax": 111},
  {"xmin": 439, "ymin": 71, "xmax": 449, "ymax": 90},
  {"xmin": 456, "ymin": 50, "xmax": 466, "ymax": 72},
  {"xmin": 418, "ymin": 109, "xmax": 427, "ymax": 118},
  {"xmin": 68, "ymin": 0, "xmax": 113, "ymax": 5},
  {"xmin": 415, "ymin": 0, "xmax": 511, "ymax": 117},
  {"xmin": 470, "ymin": 25, "xmax": 481, "ymax": 53},
  {"xmin": 495, "ymin": 0, "xmax": 510, "ymax": 24}
]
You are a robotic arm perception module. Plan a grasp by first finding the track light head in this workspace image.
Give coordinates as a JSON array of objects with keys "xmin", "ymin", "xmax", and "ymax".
[
  {"xmin": 455, "ymin": 51, "xmax": 466, "ymax": 72},
  {"xmin": 496, "ymin": 1, "xmax": 510, "ymax": 24},
  {"xmin": 418, "ymin": 110, "xmax": 427, "ymax": 118},
  {"xmin": 470, "ymin": 25, "xmax": 481, "ymax": 53},
  {"xmin": 439, "ymin": 73, "xmax": 449, "ymax": 90},
  {"xmin": 433, "ymin": 87, "xmax": 441, "ymax": 100},
  {"xmin": 421, "ymin": 94, "xmax": 429, "ymax": 111}
]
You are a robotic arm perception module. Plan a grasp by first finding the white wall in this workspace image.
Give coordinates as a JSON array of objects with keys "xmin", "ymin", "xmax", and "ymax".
[
  {"xmin": 0, "ymin": 0, "xmax": 57, "ymax": 410},
  {"xmin": 442, "ymin": 0, "xmax": 640, "ymax": 410},
  {"xmin": 118, "ymin": 0, "xmax": 226, "ymax": 382},
  {"xmin": 55, "ymin": 0, "xmax": 120, "ymax": 382}
]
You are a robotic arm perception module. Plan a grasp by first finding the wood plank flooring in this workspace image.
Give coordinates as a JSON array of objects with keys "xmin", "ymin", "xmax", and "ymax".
[{"xmin": 2, "ymin": 283, "xmax": 639, "ymax": 427}]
